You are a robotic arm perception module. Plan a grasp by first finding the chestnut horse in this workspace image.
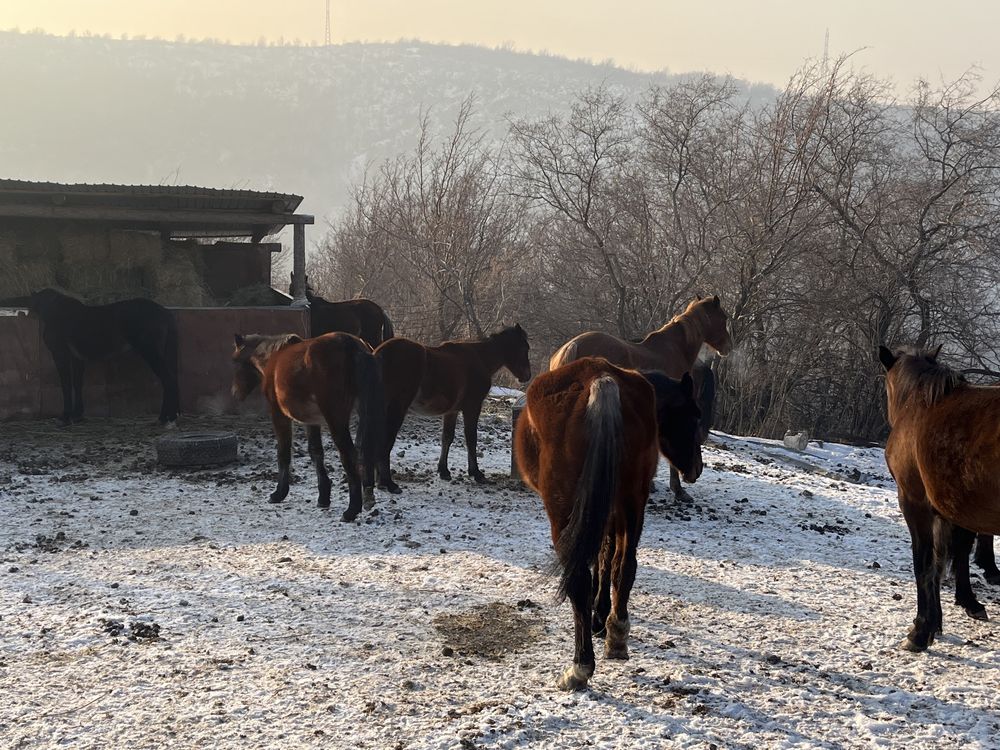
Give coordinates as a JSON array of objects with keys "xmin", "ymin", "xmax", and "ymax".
[
  {"xmin": 232, "ymin": 332, "xmax": 384, "ymax": 522},
  {"xmin": 550, "ymin": 295, "xmax": 732, "ymax": 501},
  {"xmin": 879, "ymin": 344, "xmax": 1000, "ymax": 651},
  {"xmin": 289, "ymin": 273, "xmax": 394, "ymax": 349},
  {"xmin": 515, "ymin": 357, "xmax": 703, "ymax": 690},
  {"xmin": 374, "ymin": 325, "xmax": 531, "ymax": 493}
]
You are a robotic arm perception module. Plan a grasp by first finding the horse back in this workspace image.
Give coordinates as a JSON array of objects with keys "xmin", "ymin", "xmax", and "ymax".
[{"xmin": 265, "ymin": 333, "xmax": 363, "ymax": 423}]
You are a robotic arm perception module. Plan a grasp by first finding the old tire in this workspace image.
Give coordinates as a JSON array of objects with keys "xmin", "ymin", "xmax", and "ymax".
[{"xmin": 156, "ymin": 432, "xmax": 238, "ymax": 467}]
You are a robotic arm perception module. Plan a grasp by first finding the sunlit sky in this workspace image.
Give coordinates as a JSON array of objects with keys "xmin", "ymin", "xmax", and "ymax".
[{"xmin": 3, "ymin": 1, "xmax": 998, "ymax": 92}]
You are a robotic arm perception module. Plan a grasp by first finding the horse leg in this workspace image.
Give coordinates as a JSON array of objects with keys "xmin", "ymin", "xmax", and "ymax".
[
  {"xmin": 307, "ymin": 425, "xmax": 332, "ymax": 509},
  {"xmin": 269, "ymin": 412, "xmax": 293, "ymax": 504},
  {"xmin": 437, "ymin": 412, "xmax": 458, "ymax": 481},
  {"xmin": 669, "ymin": 465, "xmax": 692, "ymax": 503},
  {"xmin": 70, "ymin": 356, "xmax": 86, "ymax": 423},
  {"xmin": 974, "ymin": 534, "xmax": 1000, "ymax": 585},
  {"xmin": 50, "ymin": 346, "xmax": 74, "ymax": 426},
  {"xmin": 556, "ymin": 563, "xmax": 596, "ymax": 692},
  {"xmin": 902, "ymin": 507, "xmax": 937, "ymax": 651},
  {"xmin": 133, "ymin": 344, "xmax": 178, "ymax": 424},
  {"xmin": 952, "ymin": 526, "xmax": 987, "ymax": 620},
  {"xmin": 591, "ymin": 534, "xmax": 613, "ymax": 638},
  {"xmin": 462, "ymin": 403, "xmax": 487, "ymax": 483},
  {"xmin": 329, "ymin": 421, "xmax": 364, "ymax": 522},
  {"xmin": 376, "ymin": 402, "xmax": 406, "ymax": 495},
  {"xmin": 605, "ymin": 521, "xmax": 641, "ymax": 660}
]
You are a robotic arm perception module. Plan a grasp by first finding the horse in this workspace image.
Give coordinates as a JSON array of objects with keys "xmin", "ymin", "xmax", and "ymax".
[
  {"xmin": 668, "ymin": 358, "xmax": 716, "ymax": 500},
  {"xmin": 974, "ymin": 534, "xmax": 1000, "ymax": 585},
  {"xmin": 26, "ymin": 288, "xmax": 179, "ymax": 425},
  {"xmin": 289, "ymin": 273, "xmax": 394, "ymax": 349},
  {"xmin": 514, "ymin": 357, "xmax": 703, "ymax": 691},
  {"xmin": 231, "ymin": 332, "xmax": 384, "ymax": 522},
  {"xmin": 373, "ymin": 325, "xmax": 531, "ymax": 493},
  {"xmin": 879, "ymin": 344, "xmax": 1000, "ymax": 651},
  {"xmin": 550, "ymin": 295, "xmax": 732, "ymax": 501}
]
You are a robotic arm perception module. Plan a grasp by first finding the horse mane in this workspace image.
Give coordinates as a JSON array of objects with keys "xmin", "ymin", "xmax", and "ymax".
[
  {"xmin": 891, "ymin": 346, "xmax": 966, "ymax": 406},
  {"xmin": 645, "ymin": 298, "xmax": 708, "ymax": 350}
]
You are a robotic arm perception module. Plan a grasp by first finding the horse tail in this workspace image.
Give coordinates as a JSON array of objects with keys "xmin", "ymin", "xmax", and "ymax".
[
  {"xmin": 555, "ymin": 375, "xmax": 622, "ymax": 600},
  {"xmin": 694, "ymin": 362, "xmax": 716, "ymax": 444},
  {"xmin": 352, "ymin": 342, "xmax": 385, "ymax": 486},
  {"xmin": 549, "ymin": 340, "xmax": 577, "ymax": 372},
  {"xmin": 934, "ymin": 514, "xmax": 954, "ymax": 580},
  {"xmin": 381, "ymin": 310, "xmax": 395, "ymax": 342},
  {"xmin": 164, "ymin": 310, "xmax": 181, "ymax": 417}
]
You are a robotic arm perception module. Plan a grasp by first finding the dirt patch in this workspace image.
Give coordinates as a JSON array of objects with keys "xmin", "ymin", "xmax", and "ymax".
[{"xmin": 433, "ymin": 602, "xmax": 541, "ymax": 661}]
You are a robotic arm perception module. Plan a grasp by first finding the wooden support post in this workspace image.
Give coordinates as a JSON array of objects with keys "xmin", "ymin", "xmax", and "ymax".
[{"xmin": 291, "ymin": 223, "xmax": 308, "ymax": 307}]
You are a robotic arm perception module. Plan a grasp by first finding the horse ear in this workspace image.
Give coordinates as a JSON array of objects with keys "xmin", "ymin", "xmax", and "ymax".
[
  {"xmin": 234, "ymin": 333, "xmax": 245, "ymax": 348},
  {"xmin": 680, "ymin": 371, "xmax": 695, "ymax": 395},
  {"xmin": 695, "ymin": 294, "xmax": 703, "ymax": 301},
  {"xmin": 712, "ymin": 295, "xmax": 720, "ymax": 307},
  {"xmin": 929, "ymin": 343, "xmax": 943, "ymax": 360},
  {"xmin": 284, "ymin": 334, "xmax": 303, "ymax": 346},
  {"xmin": 878, "ymin": 345, "xmax": 897, "ymax": 371}
]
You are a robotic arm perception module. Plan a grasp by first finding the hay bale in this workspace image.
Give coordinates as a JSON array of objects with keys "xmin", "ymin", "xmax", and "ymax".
[
  {"xmin": 108, "ymin": 230, "xmax": 162, "ymax": 267},
  {"xmin": 59, "ymin": 227, "xmax": 109, "ymax": 265}
]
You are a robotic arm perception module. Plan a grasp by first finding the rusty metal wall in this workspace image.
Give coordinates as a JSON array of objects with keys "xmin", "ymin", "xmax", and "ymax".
[{"xmin": 0, "ymin": 307, "xmax": 309, "ymax": 421}]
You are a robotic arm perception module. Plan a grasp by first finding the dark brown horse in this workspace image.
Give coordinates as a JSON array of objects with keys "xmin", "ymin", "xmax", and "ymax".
[
  {"xmin": 515, "ymin": 357, "xmax": 703, "ymax": 690},
  {"xmin": 551, "ymin": 296, "xmax": 731, "ymax": 501},
  {"xmin": 290, "ymin": 273, "xmax": 394, "ymax": 349},
  {"xmin": 879, "ymin": 344, "xmax": 1000, "ymax": 651},
  {"xmin": 27, "ymin": 288, "xmax": 179, "ymax": 425},
  {"xmin": 374, "ymin": 325, "xmax": 531, "ymax": 493},
  {"xmin": 232, "ymin": 332, "xmax": 384, "ymax": 522}
]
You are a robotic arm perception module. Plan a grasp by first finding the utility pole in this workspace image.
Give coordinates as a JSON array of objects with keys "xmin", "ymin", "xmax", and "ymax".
[
  {"xmin": 822, "ymin": 28, "xmax": 829, "ymax": 74},
  {"xmin": 325, "ymin": 0, "xmax": 332, "ymax": 46}
]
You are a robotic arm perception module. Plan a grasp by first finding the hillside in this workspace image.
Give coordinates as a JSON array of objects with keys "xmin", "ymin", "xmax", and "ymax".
[{"xmin": 0, "ymin": 31, "xmax": 776, "ymax": 225}]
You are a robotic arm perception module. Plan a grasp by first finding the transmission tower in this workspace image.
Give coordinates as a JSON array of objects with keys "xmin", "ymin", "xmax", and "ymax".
[
  {"xmin": 324, "ymin": 0, "xmax": 331, "ymax": 46},
  {"xmin": 822, "ymin": 28, "xmax": 829, "ymax": 73}
]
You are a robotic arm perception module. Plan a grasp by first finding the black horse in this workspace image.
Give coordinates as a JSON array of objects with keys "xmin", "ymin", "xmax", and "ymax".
[
  {"xmin": 289, "ymin": 273, "xmax": 394, "ymax": 349},
  {"xmin": 28, "ymin": 289, "xmax": 180, "ymax": 425}
]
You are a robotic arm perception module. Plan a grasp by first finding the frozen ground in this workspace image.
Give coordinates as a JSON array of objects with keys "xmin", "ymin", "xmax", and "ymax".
[{"xmin": 2, "ymin": 405, "xmax": 1000, "ymax": 749}]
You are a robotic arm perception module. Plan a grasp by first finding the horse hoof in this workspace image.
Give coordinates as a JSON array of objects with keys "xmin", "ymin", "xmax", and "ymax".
[
  {"xmin": 341, "ymin": 509, "xmax": 360, "ymax": 523},
  {"xmin": 317, "ymin": 498, "xmax": 331, "ymax": 509},
  {"xmin": 673, "ymin": 489, "xmax": 693, "ymax": 503},
  {"xmin": 471, "ymin": 472, "xmax": 488, "ymax": 484},
  {"xmin": 379, "ymin": 483, "xmax": 403, "ymax": 495},
  {"xmin": 268, "ymin": 494, "xmax": 285, "ymax": 504},
  {"xmin": 966, "ymin": 606, "xmax": 989, "ymax": 621},
  {"xmin": 556, "ymin": 664, "xmax": 592, "ymax": 692},
  {"xmin": 55, "ymin": 418, "xmax": 72, "ymax": 428},
  {"xmin": 984, "ymin": 574, "xmax": 1000, "ymax": 586},
  {"xmin": 605, "ymin": 644, "xmax": 629, "ymax": 660},
  {"xmin": 362, "ymin": 488, "xmax": 376, "ymax": 511},
  {"xmin": 438, "ymin": 471, "xmax": 452, "ymax": 481},
  {"xmin": 901, "ymin": 636, "xmax": 927, "ymax": 652}
]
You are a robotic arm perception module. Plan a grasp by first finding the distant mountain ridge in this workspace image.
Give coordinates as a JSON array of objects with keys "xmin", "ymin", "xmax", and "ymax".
[{"xmin": 0, "ymin": 31, "xmax": 776, "ymax": 226}]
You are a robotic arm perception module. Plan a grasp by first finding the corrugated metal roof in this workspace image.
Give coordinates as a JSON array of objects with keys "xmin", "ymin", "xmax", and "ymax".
[{"xmin": 0, "ymin": 179, "xmax": 304, "ymax": 214}]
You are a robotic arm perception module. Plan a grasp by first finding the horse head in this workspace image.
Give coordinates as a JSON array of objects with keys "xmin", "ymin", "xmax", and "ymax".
[
  {"xmin": 878, "ymin": 344, "xmax": 961, "ymax": 425},
  {"xmin": 642, "ymin": 370, "xmax": 703, "ymax": 483},
  {"xmin": 692, "ymin": 295, "xmax": 733, "ymax": 356},
  {"xmin": 231, "ymin": 332, "xmax": 303, "ymax": 400},
  {"xmin": 27, "ymin": 288, "xmax": 67, "ymax": 320},
  {"xmin": 496, "ymin": 323, "xmax": 532, "ymax": 383}
]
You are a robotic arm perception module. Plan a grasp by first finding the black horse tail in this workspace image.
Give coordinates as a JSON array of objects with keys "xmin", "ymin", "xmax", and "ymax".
[
  {"xmin": 382, "ymin": 311, "xmax": 395, "ymax": 342},
  {"xmin": 555, "ymin": 375, "xmax": 622, "ymax": 600},
  {"xmin": 352, "ymin": 344, "xmax": 385, "ymax": 488},
  {"xmin": 164, "ymin": 310, "xmax": 181, "ymax": 420},
  {"xmin": 694, "ymin": 361, "xmax": 716, "ymax": 444}
]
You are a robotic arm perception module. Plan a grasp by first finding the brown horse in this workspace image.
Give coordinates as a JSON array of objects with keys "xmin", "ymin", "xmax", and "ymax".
[
  {"xmin": 290, "ymin": 273, "xmax": 394, "ymax": 349},
  {"xmin": 879, "ymin": 344, "xmax": 1000, "ymax": 651},
  {"xmin": 550, "ymin": 295, "xmax": 732, "ymax": 501},
  {"xmin": 515, "ymin": 357, "xmax": 703, "ymax": 690},
  {"xmin": 374, "ymin": 325, "xmax": 531, "ymax": 493},
  {"xmin": 232, "ymin": 332, "xmax": 384, "ymax": 522}
]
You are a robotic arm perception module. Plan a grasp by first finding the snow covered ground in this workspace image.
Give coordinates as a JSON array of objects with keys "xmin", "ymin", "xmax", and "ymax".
[{"xmin": 2, "ymin": 405, "xmax": 999, "ymax": 749}]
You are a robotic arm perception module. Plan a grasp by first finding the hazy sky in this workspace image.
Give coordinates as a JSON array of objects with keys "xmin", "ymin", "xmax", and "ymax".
[{"xmin": 3, "ymin": 1, "xmax": 997, "ymax": 92}]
